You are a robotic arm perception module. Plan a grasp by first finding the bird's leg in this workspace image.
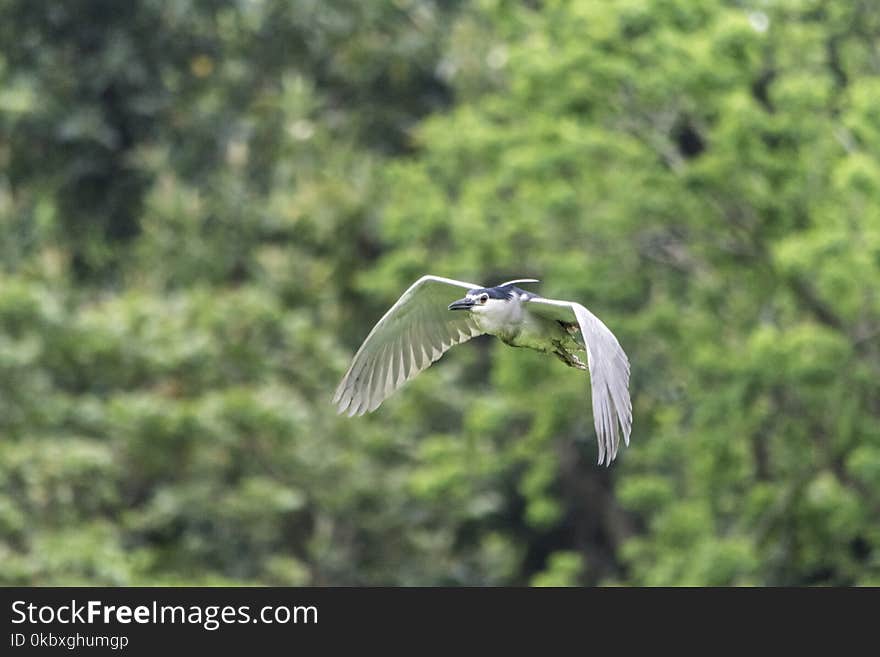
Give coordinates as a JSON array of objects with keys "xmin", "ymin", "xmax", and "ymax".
[
  {"xmin": 553, "ymin": 346, "xmax": 588, "ymax": 371},
  {"xmin": 569, "ymin": 352, "xmax": 588, "ymax": 370},
  {"xmin": 550, "ymin": 323, "xmax": 588, "ymax": 370}
]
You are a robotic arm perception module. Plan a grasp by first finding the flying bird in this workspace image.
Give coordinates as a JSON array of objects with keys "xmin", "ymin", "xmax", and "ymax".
[{"xmin": 333, "ymin": 276, "xmax": 632, "ymax": 465}]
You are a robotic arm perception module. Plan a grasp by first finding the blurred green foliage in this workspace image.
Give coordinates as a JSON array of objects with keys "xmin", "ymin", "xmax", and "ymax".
[{"xmin": 1, "ymin": 0, "xmax": 878, "ymax": 586}]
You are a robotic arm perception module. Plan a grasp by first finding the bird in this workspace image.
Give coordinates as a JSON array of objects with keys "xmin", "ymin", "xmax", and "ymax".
[{"xmin": 333, "ymin": 276, "xmax": 632, "ymax": 465}]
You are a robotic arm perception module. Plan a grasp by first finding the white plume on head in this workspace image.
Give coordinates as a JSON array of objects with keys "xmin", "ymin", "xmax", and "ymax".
[{"xmin": 497, "ymin": 278, "xmax": 540, "ymax": 287}]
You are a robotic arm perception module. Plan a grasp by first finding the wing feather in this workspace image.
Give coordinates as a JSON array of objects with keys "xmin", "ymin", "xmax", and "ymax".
[
  {"xmin": 335, "ymin": 275, "xmax": 485, "ymax": 415},
  {"xmin": 367, "ymin": 343, "xmax": 389, "ymax": 412},
  {"xmin": 526, "ymin": 297, "xmax": 632, "ymax": 465}
]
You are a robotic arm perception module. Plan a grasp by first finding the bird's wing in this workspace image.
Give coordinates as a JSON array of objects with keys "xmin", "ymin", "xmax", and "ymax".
[
  {"xmin": 526, "ymin": 297, "xmax": 632, "ymax": 465},
  {"xmin": 334, "ymin": 275, "xmax": 485, "ymax": 416}
]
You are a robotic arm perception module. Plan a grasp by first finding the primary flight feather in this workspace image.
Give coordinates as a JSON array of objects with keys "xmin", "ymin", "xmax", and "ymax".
[{"xmin": 334, "ymin": 275, "xmax": 632, "ymax": 465}]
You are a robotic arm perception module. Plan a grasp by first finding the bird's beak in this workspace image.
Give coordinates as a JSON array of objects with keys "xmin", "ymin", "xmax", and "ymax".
[{"xmin": 448, "ymin": 297, "xmax": 474, "ymax": 311}]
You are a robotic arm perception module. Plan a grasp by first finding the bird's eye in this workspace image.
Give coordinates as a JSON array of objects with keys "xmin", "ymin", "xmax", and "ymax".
[{"xmin": 480, "ymin": 294, "xmax": 489, "ymax": 303}]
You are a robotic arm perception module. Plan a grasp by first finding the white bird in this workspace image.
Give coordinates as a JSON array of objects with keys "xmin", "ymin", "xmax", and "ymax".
[{"xmin": 333, "ymin": 276, "xmax": 632, "ymax": 465}]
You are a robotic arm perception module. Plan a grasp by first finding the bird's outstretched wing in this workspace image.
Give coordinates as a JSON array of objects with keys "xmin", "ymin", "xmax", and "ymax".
[
  {"xmin": 526, "ymin": 297, "xmax": 632, "ymax": 465},
  {"xmin": 334, "ymin": 275, "xmax": 485, "ymax": 416}
]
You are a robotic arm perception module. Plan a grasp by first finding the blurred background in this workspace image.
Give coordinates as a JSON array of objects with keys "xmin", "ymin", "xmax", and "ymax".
[{"xmin": 0, "ymin": 0, "xmax": 878, "ymax": 586}]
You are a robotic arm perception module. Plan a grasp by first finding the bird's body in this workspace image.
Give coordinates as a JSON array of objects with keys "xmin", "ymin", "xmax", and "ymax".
[
  {"xmin": 334, "ymin": 276, "xmax": 632, "ymax": 465},
  {"xmin": 464, "ymin": 285, "xmax": 587, "ymax": 368},
  {"xmin": 466, "ymin": 286, "xmax": 542, "ymax": 342}
]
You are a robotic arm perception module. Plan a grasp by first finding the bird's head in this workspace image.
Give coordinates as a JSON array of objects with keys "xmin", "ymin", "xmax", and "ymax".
[
  {"xmin": 449, "ymin": 280, "xmax": 539, "ymax": 313},
  {"xmin": 448, "ymin": 287, "xmax": 510, "ymax": 314}
]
